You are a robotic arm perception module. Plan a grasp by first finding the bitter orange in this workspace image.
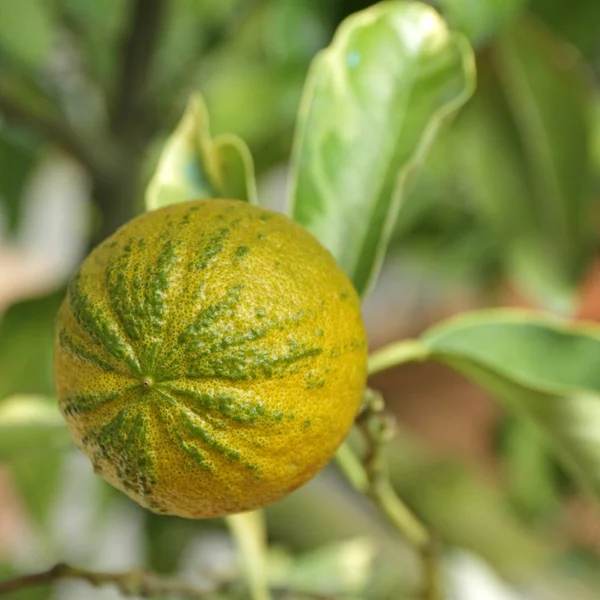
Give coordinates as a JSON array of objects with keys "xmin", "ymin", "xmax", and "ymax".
[{"xmin": 54, "ymin": 199, "xmax": 367, "ymax": 518}]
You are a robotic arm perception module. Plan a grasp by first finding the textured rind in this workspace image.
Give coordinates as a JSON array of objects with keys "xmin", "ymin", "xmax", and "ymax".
[{"xmin": 54, "ymin": 199, "xmax": 367, "ymax": 518}]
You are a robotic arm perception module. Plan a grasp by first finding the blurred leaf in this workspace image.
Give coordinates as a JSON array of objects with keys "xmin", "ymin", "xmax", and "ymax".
[
  {"xmin": 529, "ymin": 0, "xmax": 600, "ymax": 57},
  {"xmin": 500, "ymin": 416, "xmax": 562, "ymax": 522},
  {"xmin": 60, "ymin": 0, "xmax": 126, "ymax": 35},
  {"xmin": 495, "ymin": 22, "xmax": 593, "ymax": 309},
  {"xmin": 387, "ymin": 123, "xmax": 503, "ymax": 285},
  {"xmin": 390, "ymin": 19, "xmax": 596, "ymax": 307},
  {"xmin": 592, "ymin": 96, "xmax": 600, "ymax": 165},
  {"xmin": 0, "ymin": 292, "xmax": 62, "ymax": 401},
  {"xmin": 452, "ymin": 21, "xmax": 594, "ymax": 311},
  {"xmin": 145, "ymin": 513, "xmax": 204, "ymax": 573},
  {"xmin": 268, "ymin": 538, "xmax": 376, "ymax": 597},
  {"xmin": 10, "ymin": 447, "xmax": 65, "ymax": 529},
  {"xmin": 0, "ymin": 128, "xmax": 40, "ymax": 232},
  {"xmin": 146, "ymin": 95, "xmax": 258, "ymax": 210},
  {"xmin": 0, "ymin": 0, "xmax": 56, "ymax": 69},
  {"xmin": 433, "ymin": 0, "xmax": 526, "ymax": 46},
  {"xmin": 204, "ymin": 61, "xmax": 304, "ymax": 157},
  {"xmin": 370, "ymin": 310, "xmax": 600, "ymax": 506},
  {"xmin": 0, "ymin": 395, "xmax": 68, "ymax": 461},
  {"xmin": 263, "ymin": 0, "xmax": 329, "ymax": 64},
  {"xmin": 386, "ymin": 433, "xmax": 556, "ymax": 579},
  {"xmin": 287, "ymin": 1, "xmax": 475, "ymax": 297},
  {"xmin": 152, "ymin": 0, "xmax": 244, "ymax": 90},
  {"xmin": 58, "ymin": 0, "xmax": 128, "ymax": 87},
  {"xmin": 422, "ymin": 312, "xmax": 600, "ymax": 503},
  {"xmin": 0, "ymin": 395, "xmax": 69, "ymax": 527}
]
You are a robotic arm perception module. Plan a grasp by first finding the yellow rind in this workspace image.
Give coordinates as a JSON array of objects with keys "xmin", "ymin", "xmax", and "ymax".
[{"xmin": 54, "ymin": 199, "xmax": 367, "ymax": 518}]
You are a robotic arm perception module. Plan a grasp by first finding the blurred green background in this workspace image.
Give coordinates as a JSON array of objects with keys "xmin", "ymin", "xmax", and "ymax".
[{"xmin": 3, "ymin": 0, "xmax": 600, "ymax": 598}]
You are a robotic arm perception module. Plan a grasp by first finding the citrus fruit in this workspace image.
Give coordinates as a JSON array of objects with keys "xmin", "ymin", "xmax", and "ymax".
[{"xmin": 54, "ymin": 199, "xmax": 368, "ymax": 518}]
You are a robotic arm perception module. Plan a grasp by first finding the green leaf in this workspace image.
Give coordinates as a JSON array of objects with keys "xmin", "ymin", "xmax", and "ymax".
[
  {"xmin": 146, "ymin": 94, "xmax": 258, "ymax": 211},
  {"xmin": 494, "ymin": 22, "xmax": 593, "ymax": 309},
  {"xmin": 0, "ymin": 292, "xmax": 63, "ymax": 401},
  {"xmin": 529, "ymin": 0, "xmax": 600, "ymax": 57},
  {"xmin": 433, "ymin": 0, "xmax": 527, "ymax": 47},
  {"xmin": 0, "ymin": 395, "xmax": 70, "ymax": 527},
  {"xmin": 447, "ymin": 19, "xmax": 595, "ymax": 312},
  {"xmin": 0, "ymin": 128, "xmax": 40, "ymax": 232},
  {"xmin": 0, "ymin": 0, "xmax": 56, "ymax": 69},
  {"xmin": 0, "ymin": 395, "xmax": 68, "ymax": 461},
  {"xmin": 386, "ymin": 432, "xmax": 556, "ymax": 578},
  {"xmin": 499, "ymin": 416, "xmax": 562, "ymax": 521},
  {"xmin": 59, "ymin": 0, "xmax": 129, "ymax": 87},
  {"xmin": 370, "ymin": 310, "xmax": 600, "ymax": 504},
  {"xmin": 268, "ymin": 538, "xmax": 375, "ymax": 597},
  {"xmin": 145, "ymin": 513, "xmax": 204, "ymax": 574},
  {"xmin": 287, "ymin": 1, "xmax": 475, "ymax": 297}
]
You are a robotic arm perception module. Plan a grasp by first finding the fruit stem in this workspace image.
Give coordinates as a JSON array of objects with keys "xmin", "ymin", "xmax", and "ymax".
[
  {"xmin": 336, "ymin": 388, "xmax": 442, "ymax": 600},
  {"xmin": 226, "ymin": 511, "xmax": 272, "ymax": 600}
]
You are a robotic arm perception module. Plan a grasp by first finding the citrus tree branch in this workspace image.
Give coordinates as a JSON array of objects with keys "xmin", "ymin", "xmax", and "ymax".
[
  {"xmin": 336, "ymin": 389, "xmax": 441, "ymax": 600},
  {"xmin": 111, "ymin": 0, "xmax": 166, "ymax": 138},
  {"xmin": 0, "ymin": 563, "xmax": 337, "ymax": 599},
  {"xmin": 0, "ymin": 563, "xmax": 214, "ymax": 598}
]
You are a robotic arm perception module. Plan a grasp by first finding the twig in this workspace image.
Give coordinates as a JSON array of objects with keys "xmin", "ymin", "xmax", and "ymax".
[
  {"xmin": 336, "ymin": 389, "xmax": 442, "ymax": 600},
  {"xmin": 0, "ymin": 562, "xmax": 214, "ymax": 598},
  {"xmin": 0, "ymin": 563, "xmax": 338, "ymax": 600},
  {"xmin": 111, "ymin": 0, "xmax": 166, "ymax": 139}
]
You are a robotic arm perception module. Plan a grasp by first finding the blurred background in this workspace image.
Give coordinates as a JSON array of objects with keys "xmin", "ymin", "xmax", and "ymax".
[{"xmin": 2, "ymin": 0, "xmax": 600, "ymax": 598}]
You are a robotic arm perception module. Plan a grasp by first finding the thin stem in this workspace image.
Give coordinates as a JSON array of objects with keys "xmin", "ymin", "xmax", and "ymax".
[
  {"xmin": 336, "ymin": 389, "xmax": 442, "ymax": 600},
  {"xmin": 356, "ymin": 391, "xmax": 430, "ymax": 550},
  {"xmin": 226, "ymin": 511, "xmax": 272, "ymax": 600},
  {"xmin": 367, "ymin": 339, "xmax": 428, "ymax": 376},
  {"xmin": 0, "ymin": 563, "xmax": 214, "ymax": 598},
  {"xmin": 422, "ymin": 543, "xmax": 443, "ymax": 600}
]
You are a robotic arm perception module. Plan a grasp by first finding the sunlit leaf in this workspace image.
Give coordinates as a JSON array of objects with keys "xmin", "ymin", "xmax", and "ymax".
[
  {"xmin": 370, "ymin": 310, "xmax": 600, "ymax": 504},
  {"xmin": 146, "ymin": 94, "xmax": 258, "ymax": 211},
  {"xmin": 287, "ymin": 1, "xmax": 475, "ymax": 297}
]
